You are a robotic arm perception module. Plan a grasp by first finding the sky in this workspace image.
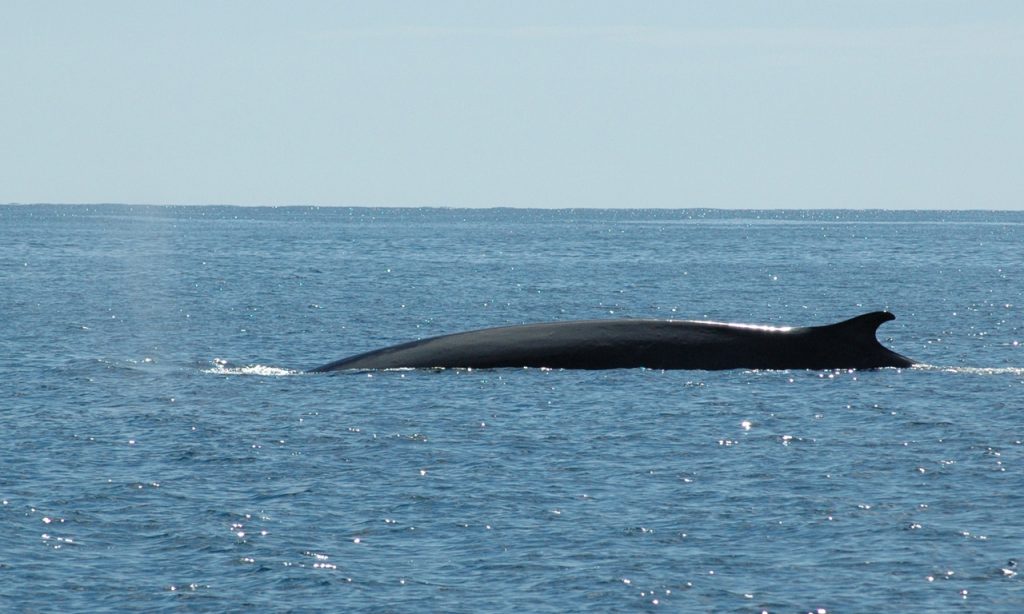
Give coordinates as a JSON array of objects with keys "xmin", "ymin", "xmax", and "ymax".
[{"xmin": 2, "ymin": 1, "xmax": 1022, "ymax": 209}]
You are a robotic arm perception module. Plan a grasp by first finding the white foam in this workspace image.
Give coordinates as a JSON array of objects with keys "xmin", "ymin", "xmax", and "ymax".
[{"xmin": 204, "ymin": 360, "xmax": 298, "ymax": 376}]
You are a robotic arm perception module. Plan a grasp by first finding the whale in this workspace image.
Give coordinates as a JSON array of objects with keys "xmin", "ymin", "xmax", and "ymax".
[{"xmin": 309, "ymin": 311, "xmax": 914, "ymax": 372}]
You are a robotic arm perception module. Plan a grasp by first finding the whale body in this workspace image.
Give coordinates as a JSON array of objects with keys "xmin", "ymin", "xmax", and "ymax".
[{"xmin": 309, "ymin": 311, "xmax": 914, "ymax": 372}]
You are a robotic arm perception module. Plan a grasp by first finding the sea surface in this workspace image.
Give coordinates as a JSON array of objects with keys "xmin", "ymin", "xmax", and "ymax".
[{"xmin": 1, "ymin": 205, "xmax": 1023, "ymax": 612}]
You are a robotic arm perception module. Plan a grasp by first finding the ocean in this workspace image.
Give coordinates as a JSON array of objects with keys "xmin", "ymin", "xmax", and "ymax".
[{"xmin": 1, "ymin": 205, "xmax": 1022, "ymax": 611}]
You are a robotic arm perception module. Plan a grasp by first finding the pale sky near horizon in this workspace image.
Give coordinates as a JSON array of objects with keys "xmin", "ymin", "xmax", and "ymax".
[{"xmin": 2, "ymin": 1, "xmax": 1022, "ymax": 209}]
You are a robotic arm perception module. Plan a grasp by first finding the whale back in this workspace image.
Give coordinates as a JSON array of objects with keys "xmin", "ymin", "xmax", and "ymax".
[{"xmin": 310, "ymin": 311, "xmax": 913, "ymax": 372}]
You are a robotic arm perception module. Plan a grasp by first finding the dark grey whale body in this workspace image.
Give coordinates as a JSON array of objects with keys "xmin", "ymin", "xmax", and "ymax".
[{"xmin": 310, "ymin": 311, "xmax": 913, "ymax": 372}]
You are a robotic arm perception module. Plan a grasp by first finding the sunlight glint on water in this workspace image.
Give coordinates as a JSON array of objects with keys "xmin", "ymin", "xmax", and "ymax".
[{"xmin": 0, "ymin": 206, "xmax": 1022, "ymax": 611}]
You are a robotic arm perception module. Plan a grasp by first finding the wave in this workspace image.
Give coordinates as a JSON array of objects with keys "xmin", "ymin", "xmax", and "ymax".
[{"xmin": 912, "ymin": 364, "xmax": 1024, "ymax": 376}]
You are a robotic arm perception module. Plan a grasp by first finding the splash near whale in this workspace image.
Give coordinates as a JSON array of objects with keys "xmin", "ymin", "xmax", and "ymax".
[{"xmin": 309, "ymin": 311, "xmax": 913, "ymax": 372}]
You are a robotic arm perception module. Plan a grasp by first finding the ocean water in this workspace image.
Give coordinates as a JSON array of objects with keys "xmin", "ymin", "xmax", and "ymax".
[{"xmin": 1, "ymin": 205, "xmax": 1022, "ymax": 612}]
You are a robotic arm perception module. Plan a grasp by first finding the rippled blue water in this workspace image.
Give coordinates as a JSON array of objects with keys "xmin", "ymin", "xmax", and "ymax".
[{"xmin": 1, "ymin": 205, "xmax": 1023, "ymax": 611}]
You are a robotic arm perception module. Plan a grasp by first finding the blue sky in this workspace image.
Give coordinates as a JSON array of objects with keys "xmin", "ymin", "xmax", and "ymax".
[{"xmin": 2, "ymin": 1, "xmax": 1021, "ymax": 208}]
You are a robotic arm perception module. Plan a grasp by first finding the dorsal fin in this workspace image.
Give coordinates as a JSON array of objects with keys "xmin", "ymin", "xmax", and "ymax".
[
  {"xmin": 810, "ymin": 311, "xmax": 913, "ymax": 368},
  {"xmin": 817, "ymin": 311, "xmax": 895, "ymax": 340}
]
